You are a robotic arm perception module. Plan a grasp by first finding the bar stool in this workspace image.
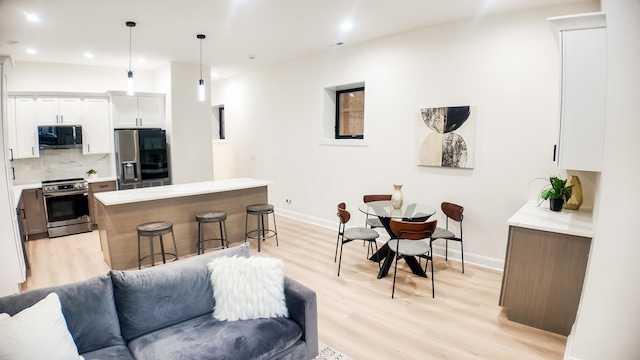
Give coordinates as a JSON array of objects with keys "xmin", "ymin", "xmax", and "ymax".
[
  {"xmin": 196, "ymin": 210, "xmax": 228, "ymax": 254},
  {"xmin": 244, "ymin": 204, "xmax": 278, "ymax": 252},
  {"xmin": 137, "ymin": 221, "xmax": 179, "ymax": 269}
]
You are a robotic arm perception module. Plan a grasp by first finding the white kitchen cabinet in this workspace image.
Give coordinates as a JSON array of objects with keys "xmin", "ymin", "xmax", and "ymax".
[
  {"xmin": 549, "ymin": 13, "xmax": 606, "ymax": 172},
  {"xmin": 10, "ymin": 96, "xmax": 39, "ymax": 159},
  {"xmin": 36, "ymin": 96, "xmax": 83, "ymax": 125},
  {"xmin": 82, "ymin": 97, "xmax": 111, "ymax": 154},
  {"xmin": 111, "ymin": 94, "xmax": 165, "ymax": 128}
]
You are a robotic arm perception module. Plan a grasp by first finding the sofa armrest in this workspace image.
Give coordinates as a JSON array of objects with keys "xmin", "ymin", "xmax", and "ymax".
[{"xmin": 284, "ymin": 276, "xmax": 319, "ymax": 359}]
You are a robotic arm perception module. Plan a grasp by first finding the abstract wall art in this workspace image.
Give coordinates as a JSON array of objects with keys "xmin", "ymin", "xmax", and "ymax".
[{"xmin": 417, "ymin": 105, "xmax": 476, "ymax": 169}]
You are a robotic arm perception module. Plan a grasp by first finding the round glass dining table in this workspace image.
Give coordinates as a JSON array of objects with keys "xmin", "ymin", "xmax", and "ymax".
[
  {"xmin": 358, "ymin": 200, "xmax": 436, "ymax": 221},
  {"xmin": 358, "ymin": 200, "xmax": 436, "ymax": 279}
]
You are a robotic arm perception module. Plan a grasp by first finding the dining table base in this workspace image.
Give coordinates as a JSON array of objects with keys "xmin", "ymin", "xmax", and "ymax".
[{"xmin": 370, "ymin": 243, "xmax": 428, "ymax": 279}]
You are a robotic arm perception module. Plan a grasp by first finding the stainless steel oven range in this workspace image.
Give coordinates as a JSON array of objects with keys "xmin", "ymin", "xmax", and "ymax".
[{"xmin": 41, "ymin": 178, "xmax": 92, "ymax": 238}]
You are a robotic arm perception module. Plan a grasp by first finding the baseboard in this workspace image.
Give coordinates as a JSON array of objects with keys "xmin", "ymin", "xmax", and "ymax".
[{"xmin": 276, "ymin": 208, "xmax": 505, "ymax": 272}]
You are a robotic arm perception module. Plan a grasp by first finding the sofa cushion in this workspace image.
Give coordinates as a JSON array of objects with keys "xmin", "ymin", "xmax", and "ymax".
[
  {"xmin": 208, "ymin": 255, "xmax": 288, "ymax": 321},
  {"xmin": 127, "ymin": 312, "xmax": 303, "ymax": 360},
  {"xmin": 80, "ymin": 344, "xmax": 135, "ymax": 360},
  {"xmin": 111, "ymin": 243, "xmax": 250, "ymax": 340},
  {"xmin": 0, "ymin": 293, "xmax": 83, "ymax": 360},
  {"xmin": 0, "ymin": 275, "xmax": 124, "ymax": 354}
]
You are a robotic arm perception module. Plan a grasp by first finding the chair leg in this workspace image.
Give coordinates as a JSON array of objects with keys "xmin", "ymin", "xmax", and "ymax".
[
  {"xmin": 430, "ymin": 256, "xmax": 435, "ymax": 298},
  {"xmin": 334, "ymin": 233, "xmax": 341, "ymax": 263},
  {"xmin": 374, "ymin": 241, "xmax": 381, "ymax": 270},
  {"xmin": 460, "ymin": 239, "xmax": 464, "ymax": 273},
  {"xmin": 337, "ymin": 239, "xmax": 345, "ymax": 277},
  {"xmin": 392, "ymin": 250, "xmax": 399, "ymax": 299},
  {"xmin": 445, "ymin": 239, "xmax": 449, "ymax": 261}
]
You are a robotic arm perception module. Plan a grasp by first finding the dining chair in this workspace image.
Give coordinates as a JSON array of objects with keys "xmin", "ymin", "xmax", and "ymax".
[
  {"xmin": 362, "ymin": 194, "xmax": 392, "ymax": 257},
  {"xmin": 335, "ymin": 203, "xmax": 380, "ymax": 277},
  {"xmin": 388, "ymin": 219, "xmax": 437, "ymax": 298},
  {"xmin": 362, "ymin": 194, "xmax": 392, "ymax": 229},
  {"xmin": 430, "ymin": 202, "xmax": 465, "ymax": 273}
]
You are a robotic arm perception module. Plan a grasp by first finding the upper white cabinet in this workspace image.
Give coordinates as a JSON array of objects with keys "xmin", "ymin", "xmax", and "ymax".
[
  {"xmin": 9, "ymin": 96, "xmax": 39, "ymax": 159},
  {"xmin": 36, "ymin": 96, "xmax": 83, "ymax": 125},
  {"xmin": 549, "ymin": 13, "xmax": 607, "ymax": 172},
  {"xmin": 111, "ymin": 94, "xmax": 165, "ymax": 128},
  {"xmin": 82, "ymin": 97, "xmax": 111, "ymax": 154}
]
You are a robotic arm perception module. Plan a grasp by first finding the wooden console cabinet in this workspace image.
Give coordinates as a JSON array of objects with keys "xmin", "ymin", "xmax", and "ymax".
[{"xmin": 499, "ymin": 202, "xmax": 593, "ymax": 336}]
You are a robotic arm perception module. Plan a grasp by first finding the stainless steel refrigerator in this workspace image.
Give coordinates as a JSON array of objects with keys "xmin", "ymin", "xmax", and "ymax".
[{"xmin": 114, "ymin": 129, "xmax": 170, "ymax": 190}]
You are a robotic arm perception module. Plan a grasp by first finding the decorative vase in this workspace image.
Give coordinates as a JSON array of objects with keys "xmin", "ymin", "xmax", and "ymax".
[
  {"xmin": 549, "ymin": 198, "xmax": 564, "ymax": 212},
  {"xmin": 391, "ymin": 184, "xmax": 403, "ymax": 209},
  {"xmin": 564, "ymin": 175, "xmax": 583, "ymax": 210}
]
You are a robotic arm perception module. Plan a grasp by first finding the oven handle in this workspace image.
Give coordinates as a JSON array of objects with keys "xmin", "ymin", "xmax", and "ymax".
[{"xmin": 43, "ymin": 191, "xmax": 89, "ymax": 198}]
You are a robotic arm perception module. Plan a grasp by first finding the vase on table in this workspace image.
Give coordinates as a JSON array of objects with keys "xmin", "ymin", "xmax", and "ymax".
[{"xmin": 391, "ymin": 184, "xmax": 403, "ymax": 209}]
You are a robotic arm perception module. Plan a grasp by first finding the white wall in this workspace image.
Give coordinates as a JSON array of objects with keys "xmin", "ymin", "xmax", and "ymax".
[
  {"xmin": 210, "ymin": 3, "xmax": 599, "ymax": 268},
  {"xmin": 169, "ymin": 62, "xmax": 213, "ymax": 184},
  {"xmin": 7, "ymin": 62, "xmax": 158, "ymax": 93},
  {"xmin": 567, "ymin": 0, "xmax": 640, "ymax": 359}
]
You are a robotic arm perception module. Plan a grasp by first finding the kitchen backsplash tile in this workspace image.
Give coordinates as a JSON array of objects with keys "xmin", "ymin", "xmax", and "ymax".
[{"xmin": 12, "ymin": 149, "xmax": 112, "ymax": 185}]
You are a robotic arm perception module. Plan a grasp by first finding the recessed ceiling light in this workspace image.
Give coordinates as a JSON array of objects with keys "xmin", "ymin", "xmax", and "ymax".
[
  {"xmin": 137, "ymin": 57, "xmax": 146, "ymax": 63},
  {"xmin": 7, "ymin": 40, "xmax": 19, "ymax": 45},
  {"xmin": 26, "ymin": 13, "xmax": 41, "ymax": 22},
  {"xmin": 341, "ymin": 22, "xmax": 352, "ymax": 31},
  {"xmin": 335, "ymin": 42, "xmax": 344, "ymax": 46},
  {"xmin": 248, "ymin": 55, "xmax": 256, "ymax": 60},
  {"xmin": 84, "ymin": 52, "xmax": 94, "ymax": 58},
  {"xmin": 26, "ymin": 48, "xmax": 37, "ymax": 54}
]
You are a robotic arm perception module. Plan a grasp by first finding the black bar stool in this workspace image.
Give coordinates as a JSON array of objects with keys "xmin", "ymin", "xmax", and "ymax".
[
  {"xmin": 137, "ymin": 221, "xmax": 179, "ymax": 269},
  {"xmin": 244, "ymin": 204, "xmax": 278, "ymax": 252},
  {"xmin": 196, "ymin": 210, "xmax": 228, "ymax": 254}
]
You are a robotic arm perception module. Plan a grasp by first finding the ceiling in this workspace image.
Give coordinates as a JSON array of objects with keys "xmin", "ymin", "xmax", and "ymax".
[{"xmin": 0, "ymin": 0, "xmax": 592, "ymax": 80}]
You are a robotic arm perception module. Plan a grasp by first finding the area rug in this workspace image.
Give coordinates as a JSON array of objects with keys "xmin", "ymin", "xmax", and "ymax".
[{"xmin": 314, "ymin": 342, "xmax": 352, "ymax": 360}]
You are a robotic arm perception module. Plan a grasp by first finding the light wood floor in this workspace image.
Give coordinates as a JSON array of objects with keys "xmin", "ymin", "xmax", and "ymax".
[{"xmin": 23, "ymin": 216, "xmax": 567, "ymax": 359}]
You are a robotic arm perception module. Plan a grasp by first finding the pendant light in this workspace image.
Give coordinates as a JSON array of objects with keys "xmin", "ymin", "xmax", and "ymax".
[
  {"xmin": 197, "ymin": 34, "xmax": 206, "ymax": 102},
  {"xmin": 126, "ymin": 21, "xmax": 136, "ymax": 96}
]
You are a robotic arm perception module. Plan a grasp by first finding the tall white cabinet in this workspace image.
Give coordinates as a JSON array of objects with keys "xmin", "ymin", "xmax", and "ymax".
[
  {"xmin": 549, "ymin": 13, "xmax": 607, "ymax": 172},
  {"xmin": 0, "ymin": 56, "xmax": 26, "ymax": 296}
]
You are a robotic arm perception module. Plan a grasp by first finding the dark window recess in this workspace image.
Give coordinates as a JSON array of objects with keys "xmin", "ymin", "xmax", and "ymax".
[{"xmin": 335, "ymin": 87, "xmax": 364, "ymax": 139}]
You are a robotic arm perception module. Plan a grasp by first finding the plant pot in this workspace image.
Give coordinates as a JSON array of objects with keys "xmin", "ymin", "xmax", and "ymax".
[{"xmin": 549, "ymin": 198, "xmax": 564, "ymax": 212}]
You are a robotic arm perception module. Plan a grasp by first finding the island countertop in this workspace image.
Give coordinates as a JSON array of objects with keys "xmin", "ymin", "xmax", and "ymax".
[
  {"xmin": 507, "ymin": 200, "xmax": 594, "ymax": 238},
  {"xmin": 94, "ymin": 178, "xmax": 273, "ymax": 206}
]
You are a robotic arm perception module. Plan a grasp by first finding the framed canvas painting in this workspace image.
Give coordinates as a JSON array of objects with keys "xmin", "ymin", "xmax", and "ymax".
[{"xmin": 418, "ymin": 105, "xmax": 476, "ymax": 168}]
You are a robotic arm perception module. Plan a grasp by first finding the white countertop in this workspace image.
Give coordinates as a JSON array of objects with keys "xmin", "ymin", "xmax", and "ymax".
[
  {"xmin": 507, "ymin": 201, "xmax": 594, "ymax": 238},
  {"xmin": 94, "ymin": 178, "xmax": 272, "ymax": 206},
  {"xmin": 11, "ymin": 177, "xmax": 117, "ymax": 204}
]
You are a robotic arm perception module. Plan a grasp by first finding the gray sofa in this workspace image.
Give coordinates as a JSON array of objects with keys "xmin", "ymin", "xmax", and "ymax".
[{"xmin": 0, "ymin": 243, "xmax": 319, "ymax": 360}]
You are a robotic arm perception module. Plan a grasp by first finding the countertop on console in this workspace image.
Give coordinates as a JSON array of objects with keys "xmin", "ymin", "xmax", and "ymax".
[
  {"xmin": 94, "ymin": 178, "xmax": 272, "ymax": 206},
  {"xmin": 507, "ymin": 201, "xmax": 593, "ymax": 238}
]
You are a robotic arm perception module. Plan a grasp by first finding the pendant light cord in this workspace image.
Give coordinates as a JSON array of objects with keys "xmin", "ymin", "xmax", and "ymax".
[
  {"xmin": 199, "ymin": 37, "xmax": 203, "ymax": 79},
  {"xmin": 129, "ymin": 26, "xmax": 132, "ymax": 71}
]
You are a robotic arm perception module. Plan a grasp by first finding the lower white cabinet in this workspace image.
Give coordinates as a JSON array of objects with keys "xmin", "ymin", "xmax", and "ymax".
[{"xmin": 82, "ymin": 98, "xmax": 111, "ymax": 154}]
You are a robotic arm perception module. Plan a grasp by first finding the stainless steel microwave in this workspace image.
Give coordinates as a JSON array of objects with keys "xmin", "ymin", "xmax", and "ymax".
[{"xmin": 38, "ymin": 125, "xmax": 83, "ymax": 150}]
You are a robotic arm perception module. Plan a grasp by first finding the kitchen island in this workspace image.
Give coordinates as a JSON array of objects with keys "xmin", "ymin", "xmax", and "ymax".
[{"xmin": 94, "ymin": 178, "xmax": 272, "ymax": 270}]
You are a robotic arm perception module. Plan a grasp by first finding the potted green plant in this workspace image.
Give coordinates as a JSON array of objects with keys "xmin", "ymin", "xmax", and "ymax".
[
  {"xmin": 539, "ymin": 175, "xmax": 573, "ymax": 211},
  {"xmin": 86, "ymin": 169, "xmax": 97, "ymax": 179}
]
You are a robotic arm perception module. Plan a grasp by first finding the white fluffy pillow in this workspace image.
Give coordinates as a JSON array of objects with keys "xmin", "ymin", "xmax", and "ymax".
[
  {"xmin": 207, "ymin": 256, "xmax": 288, "ymax": 321},
  {"xmin": 0, "ymin": 293, "xmax": 83, "ymax": 360}
]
